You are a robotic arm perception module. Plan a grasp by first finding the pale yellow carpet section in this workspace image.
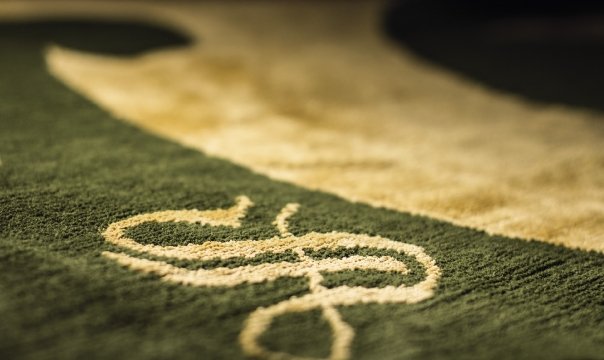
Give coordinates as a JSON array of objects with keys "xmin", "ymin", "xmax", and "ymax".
[{"xmin": 3, "ymin": 1, "xmax": 603, "ymax": 251}]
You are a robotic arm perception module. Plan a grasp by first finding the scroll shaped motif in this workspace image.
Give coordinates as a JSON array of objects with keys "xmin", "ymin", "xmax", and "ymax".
[{"xmin": 102, "ymin": 196, "xmax": 441, "ymax": 360}]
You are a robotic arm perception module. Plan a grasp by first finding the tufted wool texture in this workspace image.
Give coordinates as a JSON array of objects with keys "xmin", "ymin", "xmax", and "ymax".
[{"xmin": 0, "ymin": 12, "xmax": 603, "ymax": 360}]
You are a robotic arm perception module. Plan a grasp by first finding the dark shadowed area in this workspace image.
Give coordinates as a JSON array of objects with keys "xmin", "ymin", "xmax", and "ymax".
[{"xmin": 384, "ymin": 0, "xmax": 604, "ymax": 112}]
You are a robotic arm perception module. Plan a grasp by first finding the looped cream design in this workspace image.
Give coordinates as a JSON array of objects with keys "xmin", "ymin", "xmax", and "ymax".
[{"xmin": 102, "ymin": 196, "xmax": 441, "ymax": 360}]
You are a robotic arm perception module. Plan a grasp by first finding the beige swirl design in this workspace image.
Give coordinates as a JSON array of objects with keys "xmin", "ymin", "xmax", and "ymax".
[{"xmin": 102, "ymin": 196, "xmax": 440, "ymax": 360}]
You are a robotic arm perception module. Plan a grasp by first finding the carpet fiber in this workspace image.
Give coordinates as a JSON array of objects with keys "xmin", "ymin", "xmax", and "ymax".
[{"xmin": 0, "ymin": 6, "xmax": 603, "ymax": 360}]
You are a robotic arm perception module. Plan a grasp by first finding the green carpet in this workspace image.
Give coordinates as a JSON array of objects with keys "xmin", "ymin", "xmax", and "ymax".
[{"xmin": 0, "ymin": 19, "xmax": 603, "ymax": 360}]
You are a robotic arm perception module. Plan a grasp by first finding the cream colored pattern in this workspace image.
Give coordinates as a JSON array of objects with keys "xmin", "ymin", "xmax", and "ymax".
[
  {"xmin": 2, "ymin": 1, "xmax": 603, "ymax": 251},
  {"xmin": 101, "ymin": 196, "xmax": 440, "ymax": 360}
]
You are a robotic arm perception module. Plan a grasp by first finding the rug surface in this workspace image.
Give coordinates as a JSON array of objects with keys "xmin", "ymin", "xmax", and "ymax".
[{"xmin": 0, "ymin": 1, "xmax": 603, "ymax": 360}]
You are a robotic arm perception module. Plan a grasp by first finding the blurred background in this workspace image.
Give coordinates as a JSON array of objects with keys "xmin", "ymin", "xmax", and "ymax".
[{"xmin": 385, "ymin": 0, "xmax": 604, "ymax": 112}]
